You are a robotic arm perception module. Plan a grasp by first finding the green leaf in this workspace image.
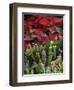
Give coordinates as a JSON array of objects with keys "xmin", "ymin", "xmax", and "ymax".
[
  {"xmin": 36, "ymin": 66, "xmax": 44, "ymax": 73},
  {"xmin": 55, "ymin": 27, "xmax": 62, "ymax": 33},
  {"xmin": 36, "ymin": 63, "xmax": 45, "ymax": 73}
]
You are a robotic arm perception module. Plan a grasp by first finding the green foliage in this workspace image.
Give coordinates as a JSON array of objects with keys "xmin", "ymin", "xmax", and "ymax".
[
  {"xmin": 24, "ymin": 39, "xmax": 63, "ymax": 74},
  {"xmin": 55, "ymin": 27, "xmax": 62, "ymax": 33}
]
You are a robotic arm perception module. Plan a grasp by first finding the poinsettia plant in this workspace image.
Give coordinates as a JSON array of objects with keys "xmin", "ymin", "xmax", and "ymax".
[{"xmin": 24, "ymin": 15, "xmax": 63, "ymax": 74}]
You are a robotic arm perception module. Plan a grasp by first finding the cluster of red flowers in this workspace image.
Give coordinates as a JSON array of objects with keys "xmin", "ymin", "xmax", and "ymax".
[{"xmin": 24, "ymin": 15, "xmax": 63, "ymax": 48}]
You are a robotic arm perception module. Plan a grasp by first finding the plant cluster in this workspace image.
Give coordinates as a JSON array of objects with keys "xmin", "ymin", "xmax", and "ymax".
[{"xmin": 24, "ymin": 15, "xmax": 63, "ymax": 74}]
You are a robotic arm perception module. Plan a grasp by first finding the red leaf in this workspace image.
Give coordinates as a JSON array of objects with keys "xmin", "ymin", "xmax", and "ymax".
[
  {"xmin": 39, "ymin": 18, "xmax": 49, "ymax": 26},
  {"xmin": 40, "ymin": 33, "xmax": 49, "ymax": 42},
  {"xmin": 54, "ymin": 17, "xmax": 63, "ymax": 25},
  {"xmin": 24, "ymin": 36, "xmax": 32, "ymax": 41},
  {"xmin": 48, "ymin": 26, "xmax": 56, "ymax": 33},
  {"xmin": 24, "ymin": 42, "xmax": 31, "ymax": 48},
  {"xmin": 33, "ymin": 29, "xmax": 42, "ymax": 34},
  {"xmin": 48, "ymin": 34, "xmax": 58, "ymax": 40}
]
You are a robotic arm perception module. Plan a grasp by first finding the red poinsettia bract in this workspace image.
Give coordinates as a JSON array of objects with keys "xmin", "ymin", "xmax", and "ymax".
[{"xmin": 24, "ymin": 15, "xmax": 63, "ymax": 48}]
